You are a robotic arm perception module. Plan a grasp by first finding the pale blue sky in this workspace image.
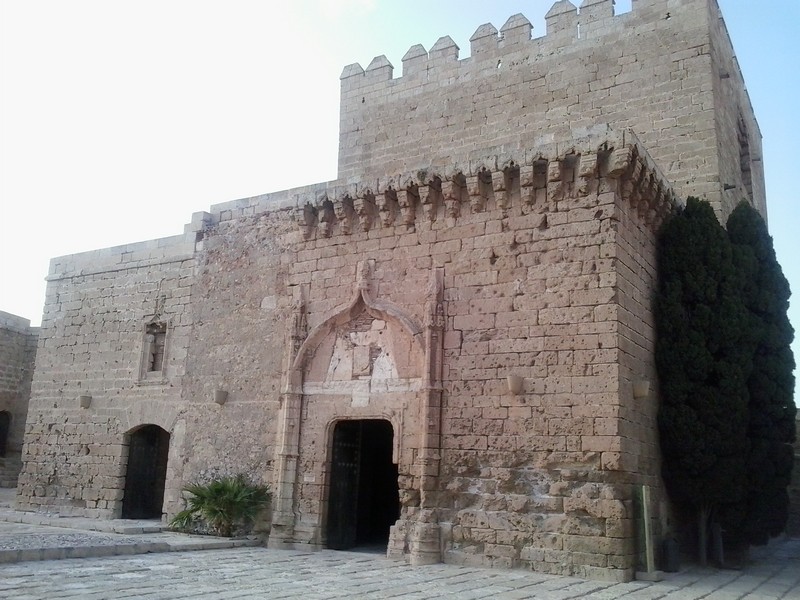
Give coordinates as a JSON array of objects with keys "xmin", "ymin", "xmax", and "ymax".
[{"xmin": 1, "ymin": 1, "xmax": 798, "ymax": 391}]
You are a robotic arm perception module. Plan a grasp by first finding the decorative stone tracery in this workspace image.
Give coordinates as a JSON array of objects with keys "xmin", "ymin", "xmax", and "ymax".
[{"xmin": 269, "ymin": 261, "xmax": 445, "ymax": 562}]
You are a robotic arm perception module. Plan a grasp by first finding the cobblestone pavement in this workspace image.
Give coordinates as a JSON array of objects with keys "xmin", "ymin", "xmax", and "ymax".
[{"xmin": 1, "ymin": 541, "xmax": 799, "ymax": 600}]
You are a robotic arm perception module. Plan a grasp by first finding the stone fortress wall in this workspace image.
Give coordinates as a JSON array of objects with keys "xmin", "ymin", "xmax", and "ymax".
[
  {"xmin": 15, "ymin": 235, "xmax": 196, "ymax": 515},
  {"xmin": 264, "ymin": 129, "xmax": 677, "ymax": 581},
  {"xmin": 15, "ymin": 0, "xmax": 772, "ymax": 582},
  {"xmin": 0, "ymin": 312, "xmax": 38, "ymax": 487},
  {"xmin": 337, "ymin": 0, "xmax": 764, "ymax": 221}
]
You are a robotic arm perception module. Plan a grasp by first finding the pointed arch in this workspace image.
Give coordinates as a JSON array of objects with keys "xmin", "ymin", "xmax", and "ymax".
[{"xmin": 292, "ymin": 285, "xmax": 423, "ymax": 373}]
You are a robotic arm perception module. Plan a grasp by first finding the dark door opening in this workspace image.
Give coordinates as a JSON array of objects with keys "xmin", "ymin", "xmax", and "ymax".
[
  {"xmin": 121, "ymin": 425, "xmax": 169, "ymax": 519},
  {"xmin": 0, "ymin": 411, "xmax": 10, "ymax": 457},
  {"xmin": 327, "ymin": 419, "xmax": 399, "ymax": 551}
]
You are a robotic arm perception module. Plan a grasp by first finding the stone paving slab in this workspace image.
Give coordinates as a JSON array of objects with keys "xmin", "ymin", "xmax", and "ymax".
[
  {"xmin": 0, "ymin": 544, "xmax": 798, "ymax": 600},
  {"xmin": 0, "ymin": 488, "xmax": 166, "ymax": 534},
  {"xmin": 1, "ymin": 490, "xmax": 798, "ymax": 598},
  {"xmin": 0, "ymin": 512, "xmax": 260, "ymax": 565}
]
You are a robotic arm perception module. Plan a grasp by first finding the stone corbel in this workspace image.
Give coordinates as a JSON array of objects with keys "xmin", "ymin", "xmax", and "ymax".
[
  {"xmin": 333, "ymin": 195, "xmax": 355, "ymax": 235},
  {"xmin": 298, "ymin": 203, "xmax": 317, "ymax": 240},
  {"xmin": 603, "ymin": 142, "xmax": 677, "ymax": 231},
  {"xmin": 354, "ymin": 190, "xmax": 376, "ymax": 232},
  {"xmin": 621, "ymin": 156, "xmax": 644, "ymax": 204},
  {"xmin": 417, "ymin": 186, "xmax": 433, "ymax": 223},
  {"xmin": 646, "ymin": 180, "xmax": 666, "ymax": 227},
  {"xmin": 520, "ymin": 163, "xmax": 535, "ymax": 207},
  {"xmin": 657, "ymin": 189, "xmax": 677, "ymax": 225},
  {"xmin": 521, "ymin": 161, "xmax": 548, "ymax": 211},
  {"xmin": 377, "ymin": 187, "xmax": 398, "ymax": 227},
  {"xmin": 636, "ymin": 172, "xmax": 656, "ymax": 223},
  {"xmin": 578, "ymin": 152, "xmax": 598, "ymax": 195},
  {"xmin": 607, "ymin": 146, "xmax": 634, "ymax": 179},
  {"xmin": 418, "ymin": 176, "xmax": 441, "ymax": 222},
  {"xmin": 397, "ymin": 184, "xmax": 419, "ymax": 230},
  {"xmin": 562, "ymin": 153, "xmax": 580, "ymax": 199},
  {"xmin": 630, "ymin": 161, "xmax": 650, "ymax": 214},
  {"xmin": 467, "ymin": 171, "xmax": 489, "ymax": 213},
  {"xmin": 547, "ymin": 159, "xmax": 563, "ymax": 203},
  {"xmin": 492, "ymin": 170, "xmax": 509, "ymax": 210},
  {"xmin": 318, "ymin": 197, "xmax": 335, "ymax": 238},
  {"xmin": 443, "ymin": 177, "xmax": 464, "ymax": 218}
]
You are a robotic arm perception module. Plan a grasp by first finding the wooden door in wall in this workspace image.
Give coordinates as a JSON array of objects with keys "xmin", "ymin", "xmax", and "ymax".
[
  {"xmin": 0, "ymin": 411, "xmax": 10, "ymax": 457},
  {"xmin": 326, "ymin": 419, "xmax": 399, "ymax": 550},
  {"xmin": 327, "ymin": 420, "xmax": 361, "ymax": 549},
  {"xmin": 122, "ymin": 425, "xmax": 170, "ymax": 519}
]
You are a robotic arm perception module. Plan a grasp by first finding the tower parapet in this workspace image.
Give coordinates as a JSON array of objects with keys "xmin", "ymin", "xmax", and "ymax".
[{"xmin": 338, "ymin": 0, "xmax": 764, "ymax": 220}]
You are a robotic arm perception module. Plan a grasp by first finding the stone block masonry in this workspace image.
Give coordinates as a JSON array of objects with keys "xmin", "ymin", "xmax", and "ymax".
[
  {"xmin": 14, "ymin": 0, "xmax": 774, "ymax": 583},
  {"xmin": 268, "ymin": 130, "xmax": 675, "ymax": 581},
  {"xmin": 0, "ymin": 312, "xmax": 38, "ymax": 488},
  {"xmin": 338, "ymin": 0, "xmax": 764, "ymax": 222},
  {"xmin": 15, "ymin": 235, "xmax": 197, "ymax": 517}
]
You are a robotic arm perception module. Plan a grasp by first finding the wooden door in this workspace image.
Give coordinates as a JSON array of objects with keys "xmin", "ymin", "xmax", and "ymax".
[
  {"xmin": 122, "ymin": 425, "xmax": 169, "ymax": 519},
  {"xmin": 327, "ymin": 420, "xmax": 361, "ymax": 549}
]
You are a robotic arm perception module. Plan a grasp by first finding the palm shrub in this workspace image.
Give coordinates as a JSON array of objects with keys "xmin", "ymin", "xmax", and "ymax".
[{"xmin": 170, "ymin": 474, "xmax": 270, "ymax": 537}]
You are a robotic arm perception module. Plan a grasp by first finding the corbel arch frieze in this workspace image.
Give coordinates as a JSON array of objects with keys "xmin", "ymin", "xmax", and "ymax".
[{"xmin": 606, "ymin": 141, "xmax": 680, "ymax": 232}]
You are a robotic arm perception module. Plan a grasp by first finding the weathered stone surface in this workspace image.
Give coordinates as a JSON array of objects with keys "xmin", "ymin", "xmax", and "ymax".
[
  {"xmin": 0, "ymin": 312, "xmax": 37, "ymax": 488},
  {"xmin": 12, "ymin": 0, "xmax": 774, "ymax": 584}
]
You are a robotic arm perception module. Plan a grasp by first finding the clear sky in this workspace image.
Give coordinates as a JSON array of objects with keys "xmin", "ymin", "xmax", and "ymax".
[{"xmin": 2, "ymin": 1, "xmax": 798, "ymax": 388}]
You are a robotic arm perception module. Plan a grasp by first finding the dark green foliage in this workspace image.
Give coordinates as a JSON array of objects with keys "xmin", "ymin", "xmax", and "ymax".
[
  {"xmin": 170, "ymin": 474, "xmax": 270, "ymax": 537},
  {"xmin": 726, "ymin": 201, "xmax": 796, "ymax": 545},
  {"xmin": 655, "ymin": 198, "xmax": 752, "ymax": 562}
]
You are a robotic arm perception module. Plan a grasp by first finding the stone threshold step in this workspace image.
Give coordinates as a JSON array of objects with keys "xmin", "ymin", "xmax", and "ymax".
[
  {"xmin": 0, "ymin": 537, "xmax": 260, "ymax": 565},
  {"xmin": 0, "ymin": 509, "xmax": 165, "ymax": 534}
]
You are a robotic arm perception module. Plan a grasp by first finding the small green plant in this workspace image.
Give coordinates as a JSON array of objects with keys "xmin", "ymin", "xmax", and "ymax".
[{"xmin": 170, "ymin": 474, "xmax": 270, "ymax": 537}]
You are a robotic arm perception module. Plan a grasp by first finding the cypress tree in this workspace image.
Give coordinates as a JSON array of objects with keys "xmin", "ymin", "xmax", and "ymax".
[
  {"xmin": 726, "ymin": 201, "xmax": 796, "ymax": 545},
  {"xmin": 655, "ymin": 197, "xmax": 751, "ymax": 565}
]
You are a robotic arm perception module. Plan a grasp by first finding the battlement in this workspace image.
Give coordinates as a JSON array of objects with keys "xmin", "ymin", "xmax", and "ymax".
[
  {"xmin": 337, "ymin": 0, "xmax": 764, "ymax": 220},
  {"xmin": 340, "ymin": 0, "xmax": 632, "ymax": 88}
]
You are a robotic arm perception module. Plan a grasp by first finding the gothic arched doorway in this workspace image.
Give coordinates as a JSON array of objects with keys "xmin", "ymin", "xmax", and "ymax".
[
  {"xmin": 326, "ymin": 419, "xmax": 399, "ymax": 550},
  {"xmin": 121, "ymin": 424, "xmax": 170, "ymax": 519}
]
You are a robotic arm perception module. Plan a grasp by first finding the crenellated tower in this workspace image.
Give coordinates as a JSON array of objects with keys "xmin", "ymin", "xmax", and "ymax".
[
  {"xmin": 16, "ymin": 0, "xmax": 777, "ymax": 584},
  {"xmin": 338, "ymin": 0, "xmax": 764, "ymax": 221}
]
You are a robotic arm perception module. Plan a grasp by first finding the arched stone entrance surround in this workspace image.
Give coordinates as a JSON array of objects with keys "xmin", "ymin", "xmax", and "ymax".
[{"xmin": 269, "ymin": 261, "xmax": 445, "ymax": 565}]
